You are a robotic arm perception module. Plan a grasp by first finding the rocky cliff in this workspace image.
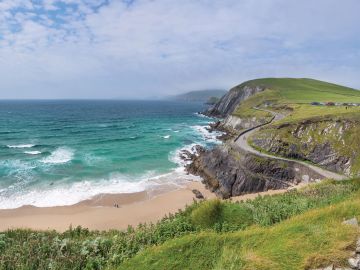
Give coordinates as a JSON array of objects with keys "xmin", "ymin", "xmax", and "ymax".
[
  {"xmin": 186, "ymin": 143, "xmax": 322, "ymax": 199},
  {"xmin": 221, "ymin": 114, "xmax": 270, "ymax": 132},
  {"xmin": 206, "ymin": 84, "xmax": 265, "ymax": 117},
  {"xmin": 205, "ymin": 83, "xmax": 268, "ymax": 134},
  {"xmin": 250, "ymin": 117, "xmax": 360, "ymax": 176}
]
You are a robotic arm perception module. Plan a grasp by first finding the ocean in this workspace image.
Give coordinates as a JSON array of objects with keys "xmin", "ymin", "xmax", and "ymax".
[{"xmin": 0, "ymin": 100, "xmax": 220, "ymax": 209}]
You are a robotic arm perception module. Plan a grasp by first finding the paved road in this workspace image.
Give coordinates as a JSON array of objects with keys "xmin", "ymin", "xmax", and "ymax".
[{"xmin": 234, "ymin": 107, "xmax": 345, "ymax": 180}]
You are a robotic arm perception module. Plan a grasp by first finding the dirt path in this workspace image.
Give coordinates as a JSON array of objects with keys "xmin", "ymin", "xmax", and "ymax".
[{"xmin": 234, "ymin": 107, "xmax": 345, "ymax": 180}]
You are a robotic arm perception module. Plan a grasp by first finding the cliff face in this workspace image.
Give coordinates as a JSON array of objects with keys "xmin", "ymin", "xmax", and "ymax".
[
  {"xmin": 250, "ymin": 118, "xmax": 360, "ymax": 176},
  {"xmin": 205, "ymin": 84, "xmax": 267, "ymax": 134},
  {"xmin": 206, "ymin": 85, "xmax": 265, "ymax": 117},
  {"xmin": 222, "ymin": 115, "xmax": 269, "ymax": 132},
  {"xmin": 187, "ymin": 144, "xmax": 322, "ymax": 199}
]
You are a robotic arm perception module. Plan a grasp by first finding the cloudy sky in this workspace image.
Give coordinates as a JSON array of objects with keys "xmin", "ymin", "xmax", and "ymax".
[{"xmin": 0, "ymin": 0, "xmax": 359, "ymax": 99}]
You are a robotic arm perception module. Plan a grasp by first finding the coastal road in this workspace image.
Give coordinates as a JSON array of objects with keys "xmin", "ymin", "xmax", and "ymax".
[{"xmin": 234, "ymin": 107, "xmax": 346, "ymax": 181}]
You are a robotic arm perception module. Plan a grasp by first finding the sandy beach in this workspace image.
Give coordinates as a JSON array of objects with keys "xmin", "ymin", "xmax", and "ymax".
[
  {"xmin": 0, "ymin": 181, "xmax": 289, "ymax": 232},
  {"xmin": 0, "ymin": 181, "xmax": 214, "ymax": 232}
]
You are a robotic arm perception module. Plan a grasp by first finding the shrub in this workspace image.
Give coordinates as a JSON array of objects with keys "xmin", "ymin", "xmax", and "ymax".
[
  {"xmin": 0, "ymin": 240, "xmax": 5, "ymax": 252},
  {"xmin": 190, "ymin": 199, "xmax": 223, "ymax": 228}
]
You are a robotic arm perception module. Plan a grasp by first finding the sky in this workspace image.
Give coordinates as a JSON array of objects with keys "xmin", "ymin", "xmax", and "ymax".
[{"xmin": 0, "ymin": 0, "xmax": 359, "ymax": 99}]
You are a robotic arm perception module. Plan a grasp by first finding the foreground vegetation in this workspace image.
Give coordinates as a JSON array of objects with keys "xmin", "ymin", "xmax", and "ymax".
[
  {"xmin": 121, "ymin": 197, "xmax": 359, "ymax": 270},
  {"xmin": 1, "ymin": 179, "xmax": 360, "ymax": 269}
]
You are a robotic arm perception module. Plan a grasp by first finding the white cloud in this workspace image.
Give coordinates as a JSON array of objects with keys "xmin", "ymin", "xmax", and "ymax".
[{"xmin": 0, "ymin": 0, "xmax": 359, "ymax": 98}]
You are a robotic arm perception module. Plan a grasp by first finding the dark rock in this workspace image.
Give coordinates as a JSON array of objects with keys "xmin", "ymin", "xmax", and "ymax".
[
  {"xmin": 186, "ymin": 143, "xmax": 305, "ymax": 199},
  {"xmin": 192, "ymin": 189, "xmax": 204, "ymax": 199},
  {"xmin": 308, "ymin": 143, "xmax": 351, "ymax": 173},
  {"xmin": 251, "ymin": 119, "xmax": 356, "ymax": 176},
  {"xmin": 179, "ymin": 145, "xmax": 206, "ymax": 164},
  {"xmin": 180, "ymin": 150, "xmax": 193, "ymax": 161},
  {"xmin": 208, "ymin": 121, "xmax": 237, "ymax": 141}
]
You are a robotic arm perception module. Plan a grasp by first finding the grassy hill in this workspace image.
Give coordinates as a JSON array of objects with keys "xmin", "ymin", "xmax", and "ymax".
[
  {"xmin": 1, "ymin": 179, "xmax": 360, "ymax": 269},
  {"xmin": 232, "ymin": 78, "xmax": 360, "ymax": 119},
  {"xmin": 244, "ymin": 78, "xmax": 360, "ymax": 102}
]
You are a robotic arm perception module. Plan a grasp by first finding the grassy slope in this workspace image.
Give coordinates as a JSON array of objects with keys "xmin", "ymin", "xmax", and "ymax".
[
  {"xmin": 120, "ymin": 197, "xmax": 360, "ymax": 270},
  {"xmin": 118, "ymin": 180, "xmax": 360, "ymax": 270}
]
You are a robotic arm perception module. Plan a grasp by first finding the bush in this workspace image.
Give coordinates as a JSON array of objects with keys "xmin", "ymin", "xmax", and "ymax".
[{"xmin": 190, "ymin": 199, "xmax": 223, "ymax": 228}]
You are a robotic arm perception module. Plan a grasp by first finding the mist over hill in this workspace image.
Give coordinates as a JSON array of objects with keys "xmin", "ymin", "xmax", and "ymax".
[{"xmin": 169, "ymin": 89, "xmax": 227, "ymax": 102}]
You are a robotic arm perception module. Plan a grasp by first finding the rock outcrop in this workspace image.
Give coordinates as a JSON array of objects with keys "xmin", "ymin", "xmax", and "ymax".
[
  {"xmin": 251, "ymin": 118, "xmax": 360, "ymax": 176},
  {"xmin": 206, "ymin": 84, "xmax": 265, "ymax": 117},
  {"xmin": 221, "ymin": 114, "xmax": 269, "ymax": 133},
  {"xmin": 186, "ymin": 143, "xmax": 322, "ymax": 199},
  {"xmin": 204, "ymin": 83, "xmax": 269, "ymax": 135}
]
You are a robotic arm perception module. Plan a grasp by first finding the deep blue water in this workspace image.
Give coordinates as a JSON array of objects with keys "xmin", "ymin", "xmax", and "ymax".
[{"xmin": 0, "ymin": 100, "xmax": 219, "ymax": 208}]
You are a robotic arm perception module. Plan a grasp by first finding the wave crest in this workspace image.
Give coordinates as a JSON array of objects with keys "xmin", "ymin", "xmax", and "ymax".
[
  {"xmin": 41, "ymin": 147, "xmax": 74, "ymax": 164},
  {"xmin": 7, "ymin": 144, "xmax": 35, "ymax": 149},
  {"xmin": 24, "ymin": 151, "xmax": 42, "ymax": 155}
]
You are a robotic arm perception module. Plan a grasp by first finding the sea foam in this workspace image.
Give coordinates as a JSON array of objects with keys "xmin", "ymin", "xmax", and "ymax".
[
  {"xmin": 7, "ymin": 144, "xmax": 35, "ymax": 149},
  {"xmin": 169, "ymin": 143, "xmax": 200, "ymax": 167},
  {"xmin": 24, "ymin": 151, "xmax": 42, "ymax": 155},
  {"xmin": 41, "ymin": 147, "xmax": 74, "ymax": 164},
  {"xmin": 0, "ymin": 170, "xmax": 200, "ymax": 209},
  {"xmin": 191, "ymin": 125, "xmax": 223, "ymax": 144}
]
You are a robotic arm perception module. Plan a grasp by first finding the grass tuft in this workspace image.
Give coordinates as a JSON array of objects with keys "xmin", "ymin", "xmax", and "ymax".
[{"xmin": 190, "ymin": 199, "xmax": 222, "ymax": 229}]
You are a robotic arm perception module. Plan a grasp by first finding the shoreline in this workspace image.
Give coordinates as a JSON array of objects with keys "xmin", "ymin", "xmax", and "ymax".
[
  {"xmin": 0, "ymin": 111, "xmax": 222, "ymax": 232},
  {"xmin": 0, "ymin": 180, "xmax": 291, "ymax": 232},
  {"xmin": 0, "ymin": 181, "xmax": 215, "ymax": 232}
]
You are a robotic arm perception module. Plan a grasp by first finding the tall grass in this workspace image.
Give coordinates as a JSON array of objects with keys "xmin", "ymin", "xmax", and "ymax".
[{"xmin": 191, "ymin": 199, "xmax": 222, "ymax": 228}]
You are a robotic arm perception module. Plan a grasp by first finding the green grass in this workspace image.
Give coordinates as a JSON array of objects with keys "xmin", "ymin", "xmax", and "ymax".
[
  {"xmin": 243, "ymin": 78, "xmax": 360, "ymax": 103},
  {"xmin": 2, "ymin": 179, "xmax": 360, "ymax": 269},
  {"xmin": 190, "ymin": 199, "xmax": 222, "ymax": 228},
  {"xmin": 276, "ymin": 104, "xmax": 360, "ymax": 123},
  {"xmin": 231, "ymin": 78, "xmax": 360, "ymax": 120},
  {"xmin": 119, "ymin": 196, "xmax": 360, "ymax": 270}
]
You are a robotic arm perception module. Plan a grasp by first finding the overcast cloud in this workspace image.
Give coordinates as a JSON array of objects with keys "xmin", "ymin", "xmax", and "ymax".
[{"xmin": 0, "ymin": 0, "xmax": 359, "ymax": 99}]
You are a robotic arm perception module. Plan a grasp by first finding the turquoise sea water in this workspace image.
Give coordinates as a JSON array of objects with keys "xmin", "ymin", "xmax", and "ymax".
[{"xmin": 0, "ymin": 100, "xmax": 219, "ymax": 209}]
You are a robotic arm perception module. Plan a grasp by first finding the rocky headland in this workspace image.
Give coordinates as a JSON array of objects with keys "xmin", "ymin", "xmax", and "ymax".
[{"xmin": 185, "ymin": 78, "xmax": 360, "ymax": 198}]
